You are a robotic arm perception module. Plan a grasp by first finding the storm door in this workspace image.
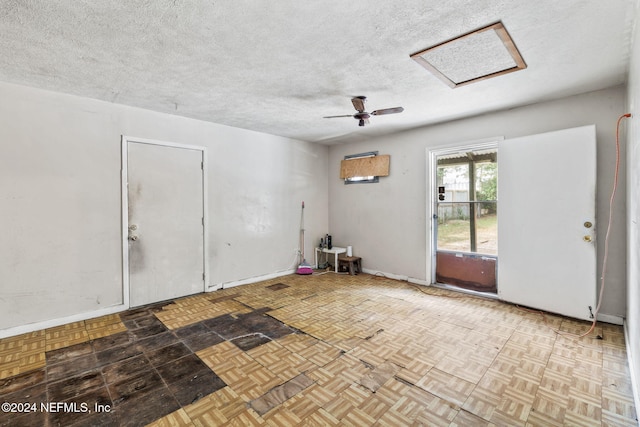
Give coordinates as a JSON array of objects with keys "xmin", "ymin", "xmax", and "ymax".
[{"xmin": 432, "ymin": 145, "xmax": 498, "ymax": 293}]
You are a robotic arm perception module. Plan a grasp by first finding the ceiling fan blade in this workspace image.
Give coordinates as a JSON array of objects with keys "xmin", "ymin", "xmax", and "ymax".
[
  {"xmin": 371, "ymin": 107, "xmax": 404, "ymax": 116},
  {"xmin": 323, "ymin": 114, "xmax": 354, "ymax": 118},
  {"xmin": 351, "ymin": 96, "xmax": 366, "ymax": 113}
]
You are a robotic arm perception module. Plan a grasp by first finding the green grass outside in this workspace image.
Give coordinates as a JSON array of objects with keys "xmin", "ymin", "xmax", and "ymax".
[{"xmin": 437, "ymin": 214, "xmax": 497, "ymax": 255}]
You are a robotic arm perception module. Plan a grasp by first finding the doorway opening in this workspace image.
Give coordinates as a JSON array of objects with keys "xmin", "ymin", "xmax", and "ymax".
[{"xmin": 430, "ymin": 143, "xmax": 498, "ymax": 294}]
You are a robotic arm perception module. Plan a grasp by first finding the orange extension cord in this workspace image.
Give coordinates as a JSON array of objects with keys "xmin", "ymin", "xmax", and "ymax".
[
  {"xmin": 400, "ymin": 115, "xmax": 632, "ymax": 339},
  {"xmin": 522, "ymin": 113, "xmax": 632, "ymax": 338}
]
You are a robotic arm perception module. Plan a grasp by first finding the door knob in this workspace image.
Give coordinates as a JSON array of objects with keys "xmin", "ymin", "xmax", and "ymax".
[
  {"xmin": 129, "ymin": 235, "xmax": 138, "ymax": 241},
  {"xmin": 129, "ymin": 224, "xmax": 138, "ymax": 231},
  {"xmin": 583, "ymin": 235, "xmax": 592, "ymax": 242}
]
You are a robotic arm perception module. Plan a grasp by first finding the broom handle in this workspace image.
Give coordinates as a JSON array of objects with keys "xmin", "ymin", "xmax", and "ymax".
[{"xmin": 300, "ymin": 201, "xmax": 305, "ymax": 260}]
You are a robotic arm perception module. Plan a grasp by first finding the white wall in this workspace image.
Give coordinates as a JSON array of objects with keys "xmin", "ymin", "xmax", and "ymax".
[
  {"xmin": 328, "ymin": 86, "xmax": 627, "ymax": 318},
  {"xmin": 0, "ymin": 82, "xmax": 328, "ymax": 334},
  {"xmin": 625, "ymin": 0, "xmax": 640, "ymax": 410}
]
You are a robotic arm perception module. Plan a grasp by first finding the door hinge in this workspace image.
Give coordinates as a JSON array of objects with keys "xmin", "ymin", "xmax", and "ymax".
[
  {"xmin": 202, "ymin": 272, "xmax": 205, "ymax": 281},
  {"xmin": 202, "ymin": 217, "xmax": 204, "ymax": 226},
  {"xmin": 201, "ymin": 161, "xmax": 204, "ymax": 170}
]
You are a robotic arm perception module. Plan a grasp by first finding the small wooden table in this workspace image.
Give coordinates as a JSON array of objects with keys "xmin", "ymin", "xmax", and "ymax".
[{"xmin": 338, "ymin": 256, "xmax": 362, "ymax": 275}]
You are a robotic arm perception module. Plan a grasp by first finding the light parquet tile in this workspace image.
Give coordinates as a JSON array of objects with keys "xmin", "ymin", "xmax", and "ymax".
[
  {"xmin": 462, "ymin": 387, "xmax": 501, "ymax": 422},
  {"xmin": 301, "ymin": 408, "xmax": 340, "ymax": 426},
  {"xmin": 529, "ymin": 394, "xmax": 567, "ymax": 426},
  {"xmin": 450, "ymin": 409, "xmax": 496, "ymax": 427},
  {"xmin": 358, "ymin": 394, "xmax": 391, "ymax": 421},
  {"xmin": 415, "ymin": 368, "xmax": 476, "ymax": 407},
  {"xmin": 322, "ymin": 395, "xmax": 355, "ymax": 421},
  {"xmin": 435, "ymin": 346, "xmax": 491, "ymax": 384},
  {"xmin": 537, "ymin": 374, "xmax": 572, "ymax": 406},
  {"xmin": 491, "ymin": 399, "xmax": 532, "ymax": 426},
  {"xmin": 340, "ymin": 406, "xmax": 377, "ymax": 426},
  {"xmin": 602, "ymin": 387, "xmax": 637, "ymax": 420},
  {"xmin": 282, "ymin": 394, "xmax": 320, "ymax": 420},
  {"xmin": 375, "ymin": 408, "xmax": 415, "ymax": 426},
  {"xmin": 147, "ymin": 409, "xmax": 195, "ymax": 427},
  {"xmin": 0, "ymin": 273, "xmax": 635, "ymax": 426},
  {"xmin": 601, "ymin": 409, "xmax": 639, "ymax": 427}
]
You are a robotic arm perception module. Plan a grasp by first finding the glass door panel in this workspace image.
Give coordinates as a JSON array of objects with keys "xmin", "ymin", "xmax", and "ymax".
[{"xmin": 434, "ymin": 148, "xmax": 498, "ymax": 293}]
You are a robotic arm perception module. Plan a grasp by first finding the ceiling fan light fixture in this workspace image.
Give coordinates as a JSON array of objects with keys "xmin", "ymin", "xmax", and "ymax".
[
  {"xmin": 410, "ymin": 21, "xmax": 527, "ymax": 88},
  {"xmin": 324, "ymin": 96, "xmax": 403, "ymax": 127}
]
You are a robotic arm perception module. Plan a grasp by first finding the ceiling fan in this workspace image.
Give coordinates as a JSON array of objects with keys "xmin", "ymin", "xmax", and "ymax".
[{"xmin": 324, "ymin": 96, "xmax": 404, "ymax": 127}]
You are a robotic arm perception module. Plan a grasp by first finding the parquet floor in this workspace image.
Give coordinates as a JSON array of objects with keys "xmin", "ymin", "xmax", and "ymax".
[{"xmin": 0, "ymin": 273, "xmax": 637, "ymax": 426}]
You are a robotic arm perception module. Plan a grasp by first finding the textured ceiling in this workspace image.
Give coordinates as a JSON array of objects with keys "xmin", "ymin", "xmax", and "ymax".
[{"xmin": 0, "ymin": 1, "xmax": 636, "ymax": 144}]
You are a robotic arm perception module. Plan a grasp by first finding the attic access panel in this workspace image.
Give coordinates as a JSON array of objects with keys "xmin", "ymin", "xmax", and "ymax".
[{"xmin": 410, "ymin": 21, "xmax": 526, "ymax": 88}]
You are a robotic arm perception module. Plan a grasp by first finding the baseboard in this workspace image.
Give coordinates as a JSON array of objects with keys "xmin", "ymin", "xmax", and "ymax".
[
  {"xmin": 434, "ymin": 282, "xmax": 500, "ymax": 300},
  {"xmin": 0, "ymin": 304, "xmax": 127, "ymax": 339},
  {"xmin": 597, "ymin": 313, "xmax": 624, "ymax": 325},
  {"xmin": 624, "ymin": 320, "xmax": 640, "ymax": 421},
  {"xmin": 212, "ymin": 269, "xmax": 296, "ymax": 290},
  {"xmin": 362, "ymin": 268, "xmax": 430, "ymax": 286},
  {"xmin": 408, "ymin": 277, "xmax": 430, "ymax": 286},
  {"xmin": 0, "ymin": 269, "xmax": 296, "ymax": 339},
  {"xmin": 362, "ymin": 268, "xmax": 408, "ymax": 281}
]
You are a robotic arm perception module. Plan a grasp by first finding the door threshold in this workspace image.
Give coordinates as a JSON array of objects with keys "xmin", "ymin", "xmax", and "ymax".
[{"xmin": 432, "ymin": 282, "xmax": 499, "ymax": 300}]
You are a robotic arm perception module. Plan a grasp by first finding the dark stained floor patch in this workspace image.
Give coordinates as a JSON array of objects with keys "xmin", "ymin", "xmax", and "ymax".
[
  {"xmin": 45, "ymin": 341, "xmax": 94, "ymax": 365},
  {"xmin": 181, "ymin": 330, "xmax": 225, "ymax": 352},
  {"xmin": 102, "ymin": 355, "xmax": 152, "ymax": 385},
  {"xmin": 128, "ymin": 322, "xmax": 168, "ymax": 340},
  {"xmin": 238, "ymin": 311, "xmax": 296, "ymax": 340},
  {"xmin": 0, "ymin": 404, "xmax": 48, "ymax": 427},
  {"xmin": 174, "ymin": 322, "xmax": 209, "ymax": 338},
  {"xmin": 206, "ymin": 310, "xmax": 296, "ymax": 344},
  {"xmin": 95, "ymin": 341, "xmax": 143, "ymax": 366},
  {"xmin": 116, "ymin": 387, "xmax": 180, "ymax": 427},
  {"xmin": 46, "ymin": 352, "xmax": 99, "ymax": 382},
  {"xmin": 48, "ymin": 387, "xmax": 113, "ymax": 427},
  {"xmin": 231, "ymin": 334, "xmax": 273, "ymax": 351},
  {"xmin": 92, "ymin": 331, "xmax": 135, "ymax": 352},
  {"xmin": 0, "ymin": 381, "xmax": 47, "ymax": 405},
  {"xmin": 155, "ymin": 354, "xmax": 209, "ymax": 385},
  {"xmin": 135, "ymin": 331, "xmax": 180, "ymax": 353},
  {"xmin": 146, "ymin": 342, "xmax": 191, "ymax": 367},
  {"xmin": 47, "ymin": 369, "xmax": 105, "ymax": 402},
  {"xmin": 108, "ymin": 370, "xmax": 165, "ymax": 405},
  {"xmin": 169, "ymin": 369, "xmax": 226, "ymax": 406},
  {"xmin": 202, "ymin": 314, "xmax": 238, "ymax": 335},
  {"xmin": 0, "ymin": 368, "xmax": 46, "ymax": 396},
  {"xmin": 0, "ymin": 301, "xmax": 297, "ymax": 426}
]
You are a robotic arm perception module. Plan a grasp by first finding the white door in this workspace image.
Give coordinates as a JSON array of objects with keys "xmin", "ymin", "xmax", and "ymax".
[
  {"xmin": 498, "ymin": 125, "xmax": 596, "ymax": 321},
  {"xmin": 125, "ymin": 139, "xmax": 206, "ymax": 307}
]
